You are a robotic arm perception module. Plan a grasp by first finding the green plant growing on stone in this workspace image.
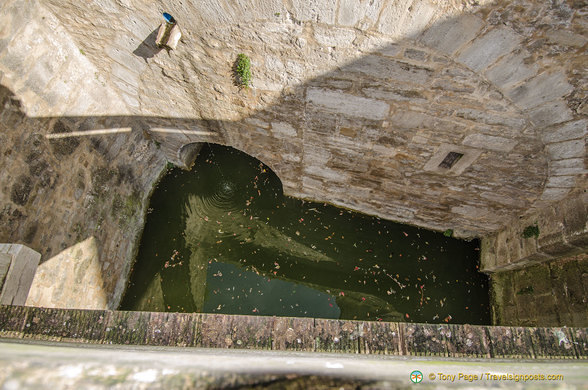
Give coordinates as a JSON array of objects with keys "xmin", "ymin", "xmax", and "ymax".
[
  {"xmin": 522, "ymin": 224, "xmax": 540, "ymax": 239},
  {"xmin": 516, "ymin": 285, "xmax": 534, "ymax": 295},
  {"xmin": 443, "ymin": 229, "xmax": 453, "ymax": 237},
  {"xmin": 234, "ymin": 53, "xmax": 252, "ymax": 88},
  {"xmin": 166, "ymin": 161, "xmax": 175, "ymax": 171}
]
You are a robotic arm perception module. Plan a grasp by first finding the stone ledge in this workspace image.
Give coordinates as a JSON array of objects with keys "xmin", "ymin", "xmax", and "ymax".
[{"xmin": 0, "ymin": 305, "xmax": 585, "ymax": 359}]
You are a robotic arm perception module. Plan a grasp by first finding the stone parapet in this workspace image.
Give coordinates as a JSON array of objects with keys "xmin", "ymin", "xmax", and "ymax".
[{"xmin": 0, "ymin": 305, "xmax": 585, "ymax": 359}]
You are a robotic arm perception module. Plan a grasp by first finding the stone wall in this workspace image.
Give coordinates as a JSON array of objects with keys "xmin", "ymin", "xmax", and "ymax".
[
  {"xmin": 481, "ymin": 191, "xmax": 587, "ymax": 272},
  {"xmin": 0, "ymin": 0, "xmax": 585, "ymax": 312},
  {"xmin": 490, "ymin": 253, "xmax": 587, "ymax": 327},
  {"xmin": 0, "ymin": 0, "xmax": 165, "ymax": 309},
  {"xmin": 36, "ymin": 0, "xmax": 587, "ymax": 238}
]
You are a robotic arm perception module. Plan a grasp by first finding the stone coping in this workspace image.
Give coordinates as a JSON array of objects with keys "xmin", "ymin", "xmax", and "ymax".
[{"xmin": 0, "ymin": 305, "xmax": 585, "ymax": 359}]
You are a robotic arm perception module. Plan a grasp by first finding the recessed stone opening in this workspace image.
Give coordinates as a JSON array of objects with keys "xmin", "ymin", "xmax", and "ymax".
[
  {"xmin": 423, "ymin": 144, "xmax": 482, "ymax": 176},
  {"xmin": 438, "ymin": 152, "xmax": 464, "ymax": 169}
]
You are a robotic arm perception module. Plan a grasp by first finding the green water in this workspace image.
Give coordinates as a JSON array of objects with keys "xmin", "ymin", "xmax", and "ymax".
[{"xmin": 120, "ymin": 144, "xmax": 490, "ymax": 324}]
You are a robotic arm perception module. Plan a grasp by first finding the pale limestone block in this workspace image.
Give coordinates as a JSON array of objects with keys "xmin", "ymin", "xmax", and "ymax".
[
  {"xmin": 506, "ymin": 72, "xmax": 573, "ymax": 110},
  {"xmin": 253, "ymin": 0, "xmax": 285, "ymax": 19},
  {"xmin": 529, "ymin": 101, "xmax": 574, "ymax": 128},
  {"xmin": 189, "ymin": 0, "xmax": 236, "ymax": 25},
  {"xmin": 0, "ymin": 244, "xmax": 41, "ymax": 306},
  {"xmin": 338, "ymin": 0, "xmax": 385, "ymax": 29},
  {"xmin": 419, "ymin": 14, "xmax": 484, "ymax": 56},
  {"xmin": 549, "ymin": 158, "xmax": 587, "ymax": 176},
  {"xmin": 390, "ymin": 110, "xmax": 435, "ymax": 129},
  {"xmin": 25, "ymin": 238, "xmax": 107, "ymax": 310},
  {"xmin": 545, "ymin": 29, "xmax": 587, "ymax": 47},
  {"xmin": 377, "ymin": 0, "xmax": 438, "ymax": 38},
  {"xmin": 303, "ymin": 144, "xmax": 331, "ymax": 164},
  {"xmin": 542, "ymin": 120, "xmax": 587, "ymax": 143},
  {"xmin": 484, "ymin": 52, "xmax": 538, "ymax": 90},
  {"xmin": 545, "ymin": 175, "xmax": 577, "ymax": 188},
  {"xmin": 290, "ymin": 0, "xmax": 337, "ymax": 23},
  {"xmin": 271, "ymin": 122, "xmax": 297, "ymax": 137},
  {"xmin": 457, "ymin": 27, "xmax": 521, "ymax": 72},
  {"xmin": 546, "ymin": 139, "xmax": 585, "ymax": 160},
  {"xmin": 540, "ymin": 187, "xmax": 570, "ymax": 201},
  {"xmin": 306, "ymin": 88, "xmax": 389, "ymax": 120},
  {"xmin": 313, "ymin": 26, "xmax": 355, "ymax": 48}
]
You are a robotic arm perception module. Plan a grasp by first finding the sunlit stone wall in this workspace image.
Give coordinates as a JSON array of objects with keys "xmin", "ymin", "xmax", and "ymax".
[{"xmin": 0, "ymin": 0, "xmax": 585, "ymax": 309}]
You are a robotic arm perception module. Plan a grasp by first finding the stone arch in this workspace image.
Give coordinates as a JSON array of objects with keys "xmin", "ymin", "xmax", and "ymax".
[{"xmin": 2, "ymin": 0, "xmax": 585, "ymax": 236}]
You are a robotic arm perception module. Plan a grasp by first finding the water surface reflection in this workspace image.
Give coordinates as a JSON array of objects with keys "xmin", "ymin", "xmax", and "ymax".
[{"xmin": 120, "ymin": 144, "xmax": 489, "ymax": 324}]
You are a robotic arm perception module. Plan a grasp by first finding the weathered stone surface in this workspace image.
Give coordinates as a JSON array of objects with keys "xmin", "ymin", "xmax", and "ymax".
[
  {"xmin": 337, "ymin": 0, "xmax": 384, "ymax": 29},
  {"xmin": 315, "ymin": 319, "xmax": 360, "ymax": 353},
  {"xmin": 457, "ymin": 27, "xmax": 521, "ymax": 72},
  {"xmin": 462, "ymin": 134, "xmax": 515, "ymax": 152},
  {"xmin": 290, "ymin": 0, "xmax": 337, "ymax": 23},
  {"xmin": 420, "ymin": 14, "xmax": 484, "ymax": 56},
  {"xmin": 529, "ymin": 100, "xmax": 574, "ymax": 128},
  {"xmin": 484, "ymin": 52, "xmax": 538, "ymax": 89},
  {"xmin": 306, "ymin": 88, "xmax": 389, "ymax": 120},
  {"xmin": 542, "ymin": 120, "xmax": 586, "ymax": 144},
  {"xmin": 545, "ymin": 176, "xmax": 577, "ymax": 188},
  {"xmin": 0, "ymin": 0, "xmax": 586, "ymax": 315},
  {"xmin": 506, "ymin": 72, "xmax": 574, "ymax": 110},
  {"xmin": 0, "ymin": 244, "xmax": 41, "ymax": 306},
  {"xmin": 546, "ymin": 139, "xmax": 585, "ymax": 160},
  {"xmin": 401, "ymin": 323, "xmax": 448, "ymax": 357}
]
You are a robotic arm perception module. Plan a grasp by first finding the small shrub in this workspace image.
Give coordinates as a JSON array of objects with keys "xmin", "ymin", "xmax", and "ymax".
[
  {"xmin": 522, "ymin": 224, "xmax": 540, "ymax": 239},
  {"xmin": 443, "ymin": 229, "xmax": 453, "ymax": 237},
  {"xmin": 234, "ymin": 53, "xmax": 252, "ymax": 88},
  {"xmin": 516, "ymin": 285, "xmax": 534, "ymax": 295}
]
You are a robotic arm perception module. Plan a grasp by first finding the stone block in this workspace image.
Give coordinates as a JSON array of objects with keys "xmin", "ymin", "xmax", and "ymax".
[
  {"xmin": 539, "ymin": 187, "xmax": 570, "ymax": 201},
  {"xmin": 313, "ymin": 26, "xmax": 355, "ymax": 47},
  {"xmin": 546, "ymin": 139, "xmax": 585, "ymax": 160},
  {"xmin": 0, "ymin": 244, "xmax": 41, "ymax": 306},
  {"xmin": 462, "ymin": 133, "xmax": 515, "ymax": 152},
  {"xmin": 529, "ymin": 100, "xmax": 574, "ymax": 128},
  {"xmin": 457, "ymin": 27, "xmax": 521, "ymax": 72},
  {"xmin": 271, "ymin": 121, "xmax": 297, "ymax": 137},
  {"xmin": 344, "ymin": 55, "xmax": 434, "ymax": 85},
  {"xmin": 420, "ymin": 14, "xmax": 484, "ymax": 56},
  {"xmin": 377, "ymin": 0, "xmax": 438, "ymax": 38},
  {"xmin": 549, "ymin": 158, "xmax": 587, "ymax": 176},
  {"xmin": 0, "ymin": 253, "xmax": 11, "ymax": 291},
  {"xmin": 338, "ymin": 0, "xmax": 384, "ymax": 28},
  {"xmin": 545, "ymin": 175, "xmax": 577, "ymax": 188},
  {"xmin": 506, "ymin": 72, "xmax": 573, "ymax": 110},
  {"xmin": 423, "ymin": 143, "xmax": 483, "ymax": 175},
  {"xmin": 542, "ymin": 120, "xmax": 586, "ymax": 144},
  {"xmin": 484, "ymin": 52, "xmax": 538, "ymax": 89},
  {"xmin": 306, "ymin": 88, "xmax": 389, "ymax": 120},
  {"xmin": 290, "ymin": 0, "xmax": 336, "ymax": 24},
  {"xmin": 455, "ymin": 108, "xmax": 526, "ymax": 129}
]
